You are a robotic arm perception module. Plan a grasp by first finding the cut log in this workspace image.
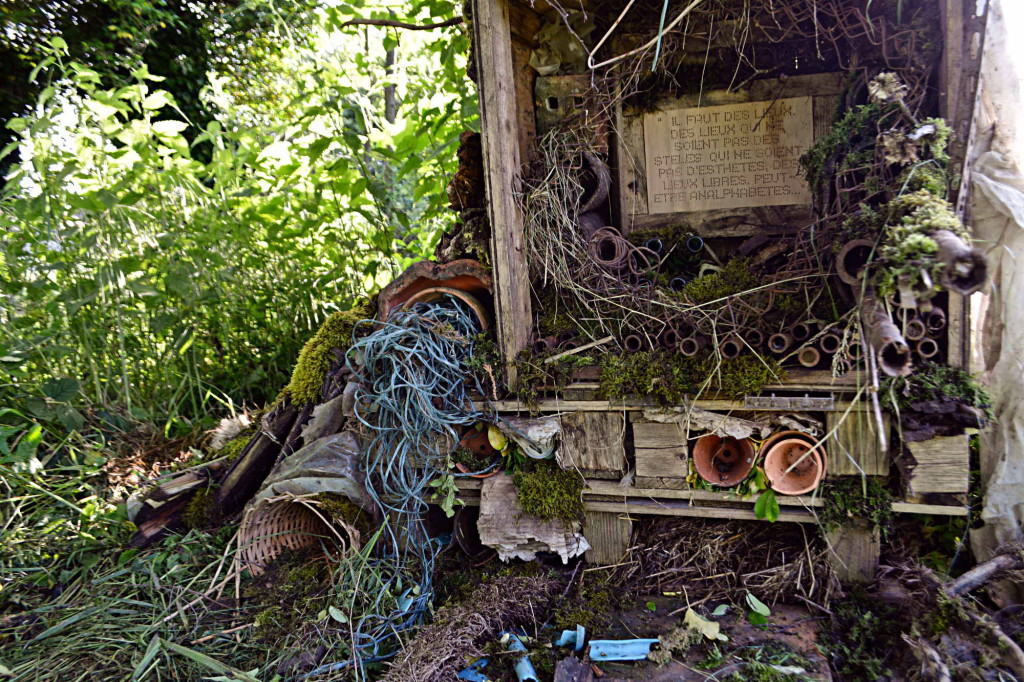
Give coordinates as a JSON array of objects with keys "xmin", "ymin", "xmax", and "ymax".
[{"xmin": 861, "ymin": 294, "xmax": 912, "ymax": 376}]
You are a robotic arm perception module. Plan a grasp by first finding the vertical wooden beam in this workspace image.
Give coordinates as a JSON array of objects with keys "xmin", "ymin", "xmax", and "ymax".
[{"xmin": 473, "ymin": 0, "xmax": 533, "ymax": 387}]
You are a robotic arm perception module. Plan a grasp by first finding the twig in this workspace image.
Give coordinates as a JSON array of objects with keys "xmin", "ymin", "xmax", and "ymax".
[
  {"xmin": 190, "ymin": 622, "xmax": 254, "ymax": 645},
  {"xmin": 338, "ymin": 17, "xmax": 463, "ymax": 31},
  {"xmin": 543, "ymin": 335, "xmax": 614, "ymax": 364},
  {"xmin": 945, "ymin": 551, "xmax": 1023, "ymax": 597}
]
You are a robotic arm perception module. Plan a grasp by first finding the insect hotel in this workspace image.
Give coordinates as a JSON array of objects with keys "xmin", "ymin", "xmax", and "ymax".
[{"xmin": 438, "ymin": 0, "xmax": 990, "ymax": 582}]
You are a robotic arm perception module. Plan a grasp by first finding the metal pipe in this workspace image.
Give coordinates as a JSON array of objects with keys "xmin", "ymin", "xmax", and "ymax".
[
  {"xmin": 916, "ymin": 337, "xmax": 940, "ymax": 359},
  {"xmin": 768, "ymin": 332, "xmax": 794, "ymax": 354},
  {"xmin": 679, "ymin": 335, "xmax": 707, "ymax": 356},
  {"xmin": 623, "ymin": 334, "xmax": 646, "ymax": 353}
]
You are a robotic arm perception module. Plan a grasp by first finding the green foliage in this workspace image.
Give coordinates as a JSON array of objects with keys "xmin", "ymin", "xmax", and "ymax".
[
  {"xmin": 801, "ymin": 104, "xmax": 884, "ymax": 201},
  {"xmin": 1, "ymin": 8, "xmax": 473, "ymax": 424},
  {"xmin": 818, "ymin": 477, "xmax": 894, "ymax": 536},
  {"xmin": 823, "ymin": 589, "xmax": 902, "ymax": 680},
  {"xmin": 881, "ymin": 361, "xmax": 993, "ymax": 420},
  {"xmin": 512, "ymin": 459, "xmax": 584, "ymax": 524},
  {"xmin": 286, "ymin": 303, "xmax": 374, "ymax": 405},
  {"xmin": 754, "ymin": 489, "xmax": 780, "ymax": 522},
  {"xmin": 514, "ymin": 349, "xmax": 596, "ymax": 407}
]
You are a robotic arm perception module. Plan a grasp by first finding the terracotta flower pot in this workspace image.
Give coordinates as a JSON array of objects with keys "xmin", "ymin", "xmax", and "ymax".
[
  {"xmin": 401, "ymin": 286, "xmax": 491, "ymax": 331},
  {"xmin": 692, "ymin": 434, "xmax": 755, "ymax": 488},
  {"xmin": 454, "ymin": 428, "xmax": 500, "ymax": 478},
  {"xmin": 763, "ymin": 438, "xmax": 825, "ymax": 496},
  {"xmin": 758, "ymin": 430, "xmax": 816, "ymax": 459}
]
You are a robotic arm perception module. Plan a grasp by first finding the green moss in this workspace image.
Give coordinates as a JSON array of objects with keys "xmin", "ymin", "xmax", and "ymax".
[
  {"xmin": 881, "ymin": 361, "xmax": 992, "ymax": 421},
  {"xmin": 598, "ymin": 351, "xmax": 784, "ymax": 404},
  {"xmin": 679, "ymin": 258, "xmax": 760, "ymax": 305},
  {"xmin": 182, "ymin": 485, "xmax": 223, "ymax": 530},
  {"xmin": 899, "ymin": 164, "xmax": 948, "ymax": 196},
  {"xmin": 818, "ymin": 477, "xmax": 894, "ymax": 537},
  {"xmin": 875, "ymin": 191, "xmax": 966, "ymax": 297},
  {"xmin": 801, "ymin": 104, "xmax": 884, "ymax": 201},
  {"xmin": 241, "ymin": 547, "xmax": 328, "ymax": 644},
  {"xmin": 286, "ymin": 301, "xmax": 375, "ymax": 405},
  {"xmin": 514, "ymin": 348, "xmax": 596, "ymax": 407},
  {"xmin": 513, "ymin": 459, "xmax": 584, "ymax": 525},
  {"xmin": 649, "ymin": 625, "xmax": 701, "ymax": 666},
  {"xmin": 219, "ymin": 433, "xmax": 250, "ymax": 464},
  {"xmin": 822, "ymin": 588, "xmax": 901, "ymax": 680},
  {"xmin": 552, "ymin": 578, "xmax": 627, "ymax": 632},
  {"xmin": 313, "ymin": 493, "xmax": 374, "ymax": 540}
]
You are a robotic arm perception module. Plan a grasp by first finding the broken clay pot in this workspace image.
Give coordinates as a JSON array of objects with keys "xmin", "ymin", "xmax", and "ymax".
[{"xmin": 693, "ymin": 434, "xmax": 756, "ymax": 487}]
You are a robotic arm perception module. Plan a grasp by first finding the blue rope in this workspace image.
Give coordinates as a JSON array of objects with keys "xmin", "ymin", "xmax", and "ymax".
[{"xmin": 303, "ymin": 296, "xmax": 485, "ymax": 678}]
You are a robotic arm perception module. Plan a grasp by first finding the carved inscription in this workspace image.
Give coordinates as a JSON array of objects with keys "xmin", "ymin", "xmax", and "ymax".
[{"xmin": 643, "ymin": 97, "xmax": 814, "ymax": 213}]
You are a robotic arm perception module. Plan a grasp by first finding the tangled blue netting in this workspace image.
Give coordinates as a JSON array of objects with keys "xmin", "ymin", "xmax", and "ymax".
[{"xmin": 304, "ymin": 296, "xmax": 487, "ymax": 678}]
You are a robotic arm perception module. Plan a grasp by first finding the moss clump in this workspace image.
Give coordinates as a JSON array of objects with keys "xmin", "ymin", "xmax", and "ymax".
[
  {"xmin": 818, "ymin": 476, "xmax": 894, "ymax": 537},
  {"xmin": 801, "ymin": 104, "xmax": 884, "ymax": 200},
  {"xmin": 286, "ymin": 301, "xmax": 375, "ymax": 405},
  {"xmin": 182, "ymin": 485, "xmax": 223, "ymax": 530},
  {"xmin": 599, "ymin": 351, "xmax": 784, "ymax": 404},
  {"xmin": 313, "ymin": 493, "xmax": 374, "ymax": 540},
  {"xmin": 899, "ymin": 164, "xmax": 948, "ymax": 196},
  {"xmin": 219, "ymin": 433, "xmax": 250, "ymax": 464},
  {"xmin": 881, "ymin": 361, "xmax": 992, "ymax": 421},
  {"xmin": 679, "ymin": 258, "xmax": 760, "ymax": 305},
  {"xmin": 649, "ymin": 625, "xmax": 701, "ymax": 666},
  {"xmin": 552, "ymin": 578, "xmax": 627, "ymax": 632},
  {"xmin": 515, "ymin": 348, "xmax": 597, "ymax": 407},
  {"xmin": 513, "ymin": 459, "xmax": 584, "ymax": 525}
]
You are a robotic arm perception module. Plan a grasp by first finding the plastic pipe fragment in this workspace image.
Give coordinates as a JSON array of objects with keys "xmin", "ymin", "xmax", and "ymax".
[
  {"xmin": 679, "ymin": 335, "xmax": 707, "ymax": 356},
  {"xmin": 554, "ymin": 624, "xmax": 586, "ymax": 652},
  {"xmin": 861, "ymin": 294, "xmax": 912, "ymax": 377},
  {"xmin": 686, "ymin": 235, "xmax": 705, "ymax": 252},
  {"xmin": 501, "ymin": 632, "xmax": 539, "ymax": 682},
  {"xmin": 589, "ymin": 639, "xmax": 661, "ymax": 662},
  {"xmin": 797, "ymin": 346, "xmax": 821, "ymax": 368},
  {"xmin": 457, "ymin": 659, "xmax": 490, "ymax": 682},
  {"xmin": 768, "ymin": 332, "xmax": 794, "ymax": 354},
  {"xmin": 932, "ymin": 229, "xmax": 988, "ymax": 295},
  {"xmin": 916, "ymin": 337, "xmax": 940, "ymax": 359}
]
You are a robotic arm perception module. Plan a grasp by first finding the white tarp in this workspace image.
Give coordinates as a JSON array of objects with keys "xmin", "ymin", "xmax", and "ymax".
[{"xmin": 968, "ymin": 0, "xmax": 1024, "ymax": 565}]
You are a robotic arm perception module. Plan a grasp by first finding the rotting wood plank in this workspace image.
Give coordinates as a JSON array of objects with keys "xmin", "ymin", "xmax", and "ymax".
[
  {"xmin": 557, "ymin": 412, "xmax": 627, "ymax": 478},
  {"xmin": 900, "ymin": 434, "xmax": 970, "ymax": 495},
  {"xmin": 584, "ymin": 510, "xmax": 632, "ymax": 565},
  {"xmin": 473, "ymin": 0, "xmax": 532, "ymax": 387},
  {"xmin": 633, "ymin": 421, "xmax": 688, "ymax": 481}
]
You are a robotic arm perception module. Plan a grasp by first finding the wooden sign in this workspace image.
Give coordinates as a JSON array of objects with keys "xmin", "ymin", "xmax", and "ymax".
[{"xmin": 643, "ymin": 97, "xmax": 814, "ymax": 214}]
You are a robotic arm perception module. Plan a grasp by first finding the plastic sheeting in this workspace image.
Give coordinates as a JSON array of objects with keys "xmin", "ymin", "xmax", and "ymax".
[{"xmin": 968, "ymin": 0, "xmax": 1024, "ymax": 565}]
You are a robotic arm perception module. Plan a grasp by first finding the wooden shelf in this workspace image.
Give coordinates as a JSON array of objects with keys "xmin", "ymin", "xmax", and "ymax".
[
  {"xmin": 454, "ymin": 478, "xmax": 968, "ymax": 519},
  {"xmin": 476, "ymin": 397, "xmax": 872, "ymax": 413}
]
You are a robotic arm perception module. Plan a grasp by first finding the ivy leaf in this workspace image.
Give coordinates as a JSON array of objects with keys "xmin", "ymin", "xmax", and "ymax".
[{"xmin": 754, "ymin": 489, "xmax": 779, "ymax": 523}]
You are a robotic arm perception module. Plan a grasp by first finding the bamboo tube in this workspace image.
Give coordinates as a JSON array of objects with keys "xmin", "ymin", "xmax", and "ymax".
[
  {"xmin": 916, "ymin": 337, "xmax": 940, "ymax": 359},
  {"xmin": 768, "ymin": 332, "xmax": 794, "ymax": 354},
  {"xmin": 532, "ymin": 337, "xmax": 556, "ymax": 354},
  {"xmin": 836, "ymin": 239, "xmax": 876, "ymax": 285},
  {"xmin": 904, "ymin": 317, "xmax": 927, "ymax": 341},
  {"xmin": 933, "ymin": 229, "xmax": 988, "ymax": 295},
  {"xmin": 792, "ymin": 322, "xmax": 816, "ymax": 342},
  {"xmin": 819, "ymin": 332, "xmax": 841, "ymax": 355},
  {"xmin": 659, "ymin": 328, "xmax": 681, "ymax": 350},
  {"xmin": 744, "ymin": 328, "xmax": 764, "ymax": 348},
  {"xmin": 720, "ymin": 335, "xmax": 743, "ymax": 359},
  {"xmin": 798, "ymin": 346, "xmax": 821, "ymax": 368},
  {"xmin": 925, "ymin": 307, "xmax": 947, "ymax": 332},
  {"xmin": 861, "ymin": 294, "xmax": 912, "ymax": 376},
  {"xmin": 623, "ymin": 334, "xmax": 646, "ymax": 352},
  {"xmin": 679, "ymin": 335, "xmax": 707, "ymax": 356}
]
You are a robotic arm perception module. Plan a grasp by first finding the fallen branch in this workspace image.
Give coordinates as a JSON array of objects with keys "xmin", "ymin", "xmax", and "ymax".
[
  {"xmin": 338, "ymin": 17, "xmax": 463, "ymax": 31},
  {"xmin": 946, "ymin": 551, "xmax": 1023, "ymax": 597}
]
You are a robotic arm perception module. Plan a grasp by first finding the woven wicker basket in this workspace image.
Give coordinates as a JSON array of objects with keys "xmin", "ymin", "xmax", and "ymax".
[{"xmin": 237, "ymin": 497, "xmax": 340, "ymax": 576}]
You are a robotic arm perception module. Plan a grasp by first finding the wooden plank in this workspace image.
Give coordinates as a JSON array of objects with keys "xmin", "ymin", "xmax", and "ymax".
[
  {"xmin": 455, "ymin": 479, "xmax": 969, "ymax": 516},
  {"xmin": 480, "ymin": 395, "xmax": 870, "ymax": 413},
  {"xmin": 557, "ymin": 412, "xmax": 628, "ymax": 478},
  {"xmin": 615, "ymin": 103, "xmax": 648, "ymax": 230},
  {"xmin": 901, "ymin": 435, "xmax": 970, "ymax": 495},
  {"xmin": 825, "ymin": 410, "xmax": 889, "ymax": 476},
  {"xmin": 826, "ymin": 525, "xmax": 880, "ymax": 584},
  {"xmin": 509, "ymin": 2, "xmax": 539, "ymax": 170},
  {"xmin": 633, "ymin": 421, "xmax": 688, "ymax": 481},
  {"xmin": 473, "ymin": 0, "xmax": 532, "ymax": 386},
  {"xmin": 584, "ymin": 511, "xmax": 633, "ymax": 565},
  {"xmin": 584, "ymin": 498, "xmax": 814, "ymax": 523}
]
